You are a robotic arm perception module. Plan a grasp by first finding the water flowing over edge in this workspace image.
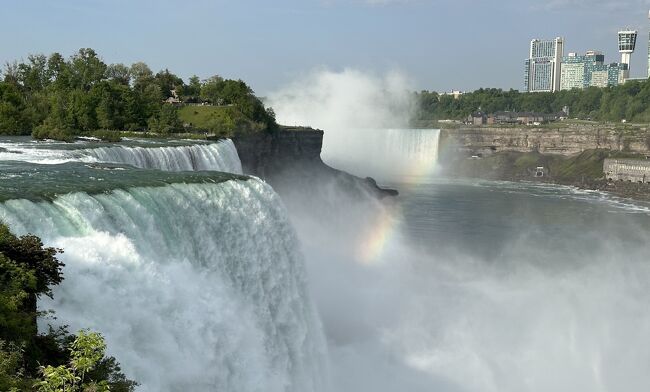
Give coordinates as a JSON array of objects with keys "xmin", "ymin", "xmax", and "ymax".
[
  {"xmin": 0, "ymin": 179, "xmax": 328, "ymax": 392},
  {"xmin": 0, "ymin": 138, "xmax": 243, "ymax": 174}
]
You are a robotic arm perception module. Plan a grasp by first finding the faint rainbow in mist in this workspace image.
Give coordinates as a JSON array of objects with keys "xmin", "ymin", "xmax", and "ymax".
[{"xmin": 356, "ymin": 129, "xmax": 440, "ymax": 264}]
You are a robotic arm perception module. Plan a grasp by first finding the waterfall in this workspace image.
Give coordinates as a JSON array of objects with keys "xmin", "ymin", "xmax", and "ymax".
[
  {"xmin": 321, "ymin": 128, "xmax": 440, "ymax": 182},
  {"xmin": 0, "ymin": 179, "xmax": 327, "ymax": 392},
  {"xmin": 82, "ymin": 140, "xmax": 243, "ymax": 173},
  {"xmin": 0, "ymin": 139, "xmax": 243, "ymax": 174}
]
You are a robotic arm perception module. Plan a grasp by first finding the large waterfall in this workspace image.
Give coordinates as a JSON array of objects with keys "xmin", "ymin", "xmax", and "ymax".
[
  {"xmin": 321, "ymin": 129, "xmax": 440, "ymax": 182},
  {"xmin": 0, "ymin": 164, "xmax": 327, "ymax": 391}
]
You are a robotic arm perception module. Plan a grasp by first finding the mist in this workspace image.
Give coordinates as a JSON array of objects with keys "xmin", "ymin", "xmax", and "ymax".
[
  {"xmin": 270, "ymin": 69, "xmax": 650, "ymax": 392},
  {"xmin": 267, "ymin": 68, "xmax": 434, "ymax": 181}
]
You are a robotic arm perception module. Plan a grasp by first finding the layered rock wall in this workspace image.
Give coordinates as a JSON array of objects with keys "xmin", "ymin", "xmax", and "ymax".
[{"xmin": 441, "ymin": 125, "xmax": 650, "ymax": 157}]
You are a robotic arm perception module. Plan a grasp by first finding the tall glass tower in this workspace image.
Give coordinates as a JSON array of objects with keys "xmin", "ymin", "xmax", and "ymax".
[{"xmin": 525, "ymin": 37, "xmax": 564, "ymax": 92}]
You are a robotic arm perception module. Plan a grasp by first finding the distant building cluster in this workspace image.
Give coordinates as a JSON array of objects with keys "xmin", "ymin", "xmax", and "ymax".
[{"xmin": 524, "ymin": 12, "xmax": 650, "ymax": 93}]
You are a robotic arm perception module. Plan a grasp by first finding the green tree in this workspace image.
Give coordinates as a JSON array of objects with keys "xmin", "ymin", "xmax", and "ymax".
[
  {"xmin": 35, "ymin": 331, "xmax": 110, "ymax": 392},
  {"xmin": 148, "ymin": 103, "xmax": 182, "ymax": 134},
  {"xmin": 105, "ymin": 64, "xmax": 131, "ymax": 86}
]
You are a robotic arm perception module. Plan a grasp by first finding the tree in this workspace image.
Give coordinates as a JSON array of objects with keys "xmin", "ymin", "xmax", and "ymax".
[
  {"xmin": 186, "ymin": 75, "xmax": 201, "ymax": 98},
  {"xmin": 105, "ymin": 64, "xmax": 131, "ymax": 86},
  {"xmin": 0, "ymin": 223, "xmax": 137, "ymax": 390},
  {"xmin": 0, "ymin": 82, "xmax": 29, "ymax": 134},
  {"xmin": 154, "ymin": 69, "xmax": 183, "ymax": 99},
  {"xmin": 148, "ymin": 103, "xmax": 182, "ymax": 134},
  {"xmin": 35, "ymin": 331, "xmax": 111, "ymax": 392},
  {"xmin": 67, "ymin": 49, "xmax": 107, "ymax": 91}
]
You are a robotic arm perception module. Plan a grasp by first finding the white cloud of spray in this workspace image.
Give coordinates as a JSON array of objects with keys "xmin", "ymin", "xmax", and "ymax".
[
  {"xmin": 268, "ymin": 67, "xmax": 415, "ymax": 130},
  {"xmin": 269, "ymin": 68, "xmax": 650, "ymax": 392},
  {"xmin": 268, "ymin": 68, "xmax": 441, "ymax": 182},
  {"xmin": 279, "ymin": 174, "xmax": 650, "ymax": 392}
]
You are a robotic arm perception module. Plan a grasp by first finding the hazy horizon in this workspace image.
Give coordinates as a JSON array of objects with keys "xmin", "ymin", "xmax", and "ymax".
[{"xmin": 2, "ymin": 0, "xmax": 650, "ymax": 94}]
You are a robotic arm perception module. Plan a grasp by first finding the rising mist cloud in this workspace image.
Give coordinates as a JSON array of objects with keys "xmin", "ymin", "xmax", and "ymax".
[{"xmin": 268, "ymin": 68, "xmax": 415, "ymax": 131}]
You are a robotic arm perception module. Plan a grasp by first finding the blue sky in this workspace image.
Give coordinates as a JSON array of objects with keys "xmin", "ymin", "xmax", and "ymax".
[{"xmin": 1, "ymin": 0, "xmax": 650, "ymax": 94}]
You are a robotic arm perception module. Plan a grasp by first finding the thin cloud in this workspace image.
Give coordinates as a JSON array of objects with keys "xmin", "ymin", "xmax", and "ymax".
[{"xmin": 529, "ymin": 0, "xmax": 650, "ymax": 11}]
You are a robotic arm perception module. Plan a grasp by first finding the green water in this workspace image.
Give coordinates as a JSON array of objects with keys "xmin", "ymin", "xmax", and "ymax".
[{"xmin": 0, "ymin": 161, "xmax": 247, "ymax": 202}]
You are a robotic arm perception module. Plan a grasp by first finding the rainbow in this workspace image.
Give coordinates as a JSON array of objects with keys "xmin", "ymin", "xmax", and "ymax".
[{"xmin": 356, "ymin": 129, "xmax": 440, "ymax": 264}]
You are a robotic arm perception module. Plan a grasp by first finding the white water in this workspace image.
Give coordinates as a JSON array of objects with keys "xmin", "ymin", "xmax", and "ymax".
[
  {"xmin": 321, "ymin": 128, "xmax": 440, "ymax": 182},
  {"xmin": 0, "ymin": 179, "xmax": 327, "ymax": 392},
  {"xmin": 83, "ymin": 142, "xmax": 243, "ymax": 173},
  {"xmin": 0, "ymin": 139, "xmax": 242, "ymax": 174}
]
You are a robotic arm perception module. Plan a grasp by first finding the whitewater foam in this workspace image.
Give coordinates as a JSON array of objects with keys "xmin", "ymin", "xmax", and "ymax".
[
  {"xmin": 0, "ymin": 179, "xmax": 327, "ymax": 392},
  {"xmin": 0, "ymin": 139, "xmax": 242, "ymax": 174}
]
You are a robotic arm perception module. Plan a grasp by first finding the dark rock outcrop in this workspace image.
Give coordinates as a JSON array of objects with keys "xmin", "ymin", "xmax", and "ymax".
[{"xmin": 232, "ymin": 127, "xmax": 398, "ymax": 198}]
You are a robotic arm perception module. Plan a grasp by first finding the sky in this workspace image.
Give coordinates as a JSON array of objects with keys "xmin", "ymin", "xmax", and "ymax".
[{"xmin": 2, "ymin": 0, "xmax": 650, "ymax": 94}]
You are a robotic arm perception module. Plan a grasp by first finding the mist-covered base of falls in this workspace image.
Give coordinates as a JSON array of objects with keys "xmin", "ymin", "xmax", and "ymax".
[{"xmin": 274, "ymin": 159, "xmax": 650, "ymax": 392}]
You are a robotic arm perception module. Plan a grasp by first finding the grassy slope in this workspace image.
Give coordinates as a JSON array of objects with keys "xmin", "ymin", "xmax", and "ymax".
[
  {"xmin": 453, "ymin": 149, "xmax": 647, "ymax": 184},
  {"xmin": 177, "ymin": 105, "xmax": 264, "ymax": 136}
]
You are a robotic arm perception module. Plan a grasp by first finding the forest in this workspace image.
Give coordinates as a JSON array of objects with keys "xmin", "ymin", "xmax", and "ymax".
[
  {"xmin": 0, "ymin": 48, "xmax": 276, "ymax": 141},
  {"xmin": 414, "ymin": 80, "xmax": 650, "ymax": 124}
]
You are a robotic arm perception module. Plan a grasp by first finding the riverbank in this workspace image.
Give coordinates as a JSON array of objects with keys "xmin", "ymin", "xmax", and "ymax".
[
  {"xmin": 439, "ymin": 124, "xmax": 650, "ymax": 201},
  {"xmin": 442, "ymin": 149, "xmax": 650, "ymax": 201}
]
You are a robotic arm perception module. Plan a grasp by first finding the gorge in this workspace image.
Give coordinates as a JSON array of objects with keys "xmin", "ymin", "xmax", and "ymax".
[{"xmin": 3, "ymin": 126, "xmax": 650, "ymax": 392}]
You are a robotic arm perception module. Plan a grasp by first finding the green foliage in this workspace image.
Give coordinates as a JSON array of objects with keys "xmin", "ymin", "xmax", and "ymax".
[
  {"xmin": 200, "ymin": 77, "xmax": 277, "ymax": 130},
  {"xmin": 148, "ymin": 104, "xmax": 182, "ymax": 134},
  {"xmin": 88, "ymin": 130, "xmax": 122, "ymax": 142},
  {"xmin": 0, "ymin": 254, "xmax": 37, "ymax": 344},
  {"xmin": 415, "ymin": 80, "xmax": 650, "ymax": 124},
  {"xmin": 0, "ymin": 225, "xmax": 64, "ymax": 299},
  {"xmin": 0, "ymin": 223, "xmax": 136, "ymax": 391},
  {"xmin": 0, "ymin": 340, "xmax": 28, "ymax": 392},
  {"xmin": 1, "ymin": 48, "xmax": 277, "ymax": 137},
  {"xmin": 177, "ymin": 105, "xmax": 271, "ymax": 136}
]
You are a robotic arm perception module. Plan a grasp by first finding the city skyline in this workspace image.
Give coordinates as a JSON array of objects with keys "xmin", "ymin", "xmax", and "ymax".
[{"xmin": 1, "ymin": 0, "xmax": 650, "ymax": 94}]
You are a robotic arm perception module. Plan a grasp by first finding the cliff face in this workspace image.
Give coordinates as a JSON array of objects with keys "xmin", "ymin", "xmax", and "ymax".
[
  {"xmin": 440, "ymin": 125, "xmax": 650, "ymax": 201},
  {"xmin": 232, "ymin": 128, "xmax": 324, "ymax": 178},
  {"xmin": 441, "ymin": 125, "xmax": 650, "ymax": 157},
  {"xmin": 232, "ymin": 127, "xmax": 397, "ymax": 197}
]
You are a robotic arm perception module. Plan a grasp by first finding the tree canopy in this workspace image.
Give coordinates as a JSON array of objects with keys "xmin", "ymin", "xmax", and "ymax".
[
  {"xmin": 0, "ymin": 48, "xmax": 277, "ymax": 140},
  {"xmin": 0, "ymin": 223, "xmax": 136, "ymax": 391},
  {"xmin": 415, "ymin": 81, "xmax": 650, "ymax": 124}
]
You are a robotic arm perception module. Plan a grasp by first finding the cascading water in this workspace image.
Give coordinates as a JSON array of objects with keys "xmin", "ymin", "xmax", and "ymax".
[
  {"xmin": 0, "ymin": 138, "xmax": 242, "ymax": 174},
  {"xmin": 320, "ymin": 128, "xmax": 440, "ymax": 182},
  {"xmin": 0, "ymin": 175, "xmax": 328, "ymax": 392},
  {"xmin": 82, "ymin": 141, "xmax": 243, "ymax": 173}
]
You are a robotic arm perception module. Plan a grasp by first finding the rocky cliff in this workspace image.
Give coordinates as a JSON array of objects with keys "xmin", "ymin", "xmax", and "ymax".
[
  {"xmin": 440, "ymin": 124, "xmax": 650, "ymax": 201},
  {"xmin": 441, "ymin": 125, "xmax": 650, "ymax": 157},
  {"xmin": 232, "ymin": 127, "xmax": 398, "ymax": 198}
]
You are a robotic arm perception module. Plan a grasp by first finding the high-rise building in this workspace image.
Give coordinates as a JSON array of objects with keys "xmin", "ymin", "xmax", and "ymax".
[
  {"xmin": 560, "ymin": 51, "xmax": 605, "ymax": 90},
  {"xmin": 588, "ymin": 63, "xmax": 628, "ymax": 88},
  {"xmin": 647, "ymin": 11, "xmax": 650, "ymax": 78},
  {"xmin": 525, "ymin": 37, "xmax": 564, "ymax": 92},
  {"xmin": 559, "ymin": 50, "xmax": 628, "ymax": 89},
  {"xmin": 618, "ymin": 29, "xmax": 637, "ymax": 80}
]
